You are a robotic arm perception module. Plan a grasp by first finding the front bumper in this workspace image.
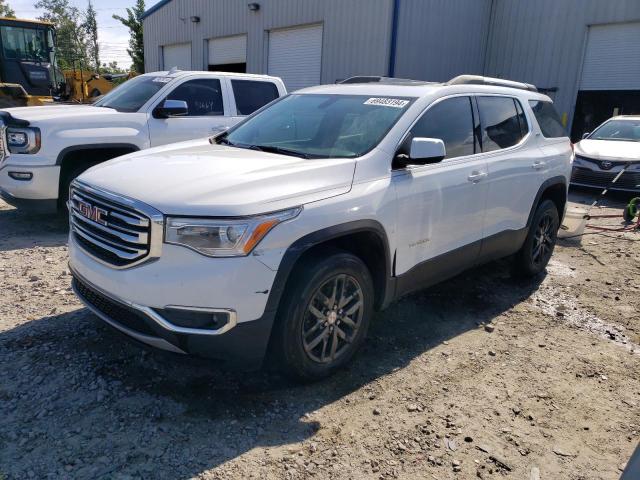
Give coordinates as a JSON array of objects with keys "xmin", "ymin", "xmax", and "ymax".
[
  {"xmin": 570, "ymin": 165, "xmax": 640, "ymax": 192},
  {"xmin": 71, "ymin": 270, "xmax": 276, "ymax": 369},
  {"xmin": 69, "ymin": 235, "xmax": 281, "ymax": 369},
  {"xmin": 0, "ymin": 163, "xmax": 61, "ymax": 210}
]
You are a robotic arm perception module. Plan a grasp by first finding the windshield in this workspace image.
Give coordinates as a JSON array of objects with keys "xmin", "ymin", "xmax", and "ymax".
[
  {"xmin": 94, "ymin": 75, "xmax": 171, "ymax": 112},
  {"xmin": 590, "ymin": 119, "xmax": 640, "ymax": 142},
  {"xmin": 221, "ymin": 94, "xmax": 415, "ymax": 159},
  {"xmin": 0, "ymin": 26, "xmax": 49, "ymax": 62}
]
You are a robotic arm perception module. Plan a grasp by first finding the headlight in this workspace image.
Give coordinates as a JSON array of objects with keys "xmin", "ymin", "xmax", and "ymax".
[
  {"xmin": 6, "ymin": 127, "xmax": 40, "ymax": 154},
  {"xmin": 165, "ymin": 207, "xmax": 302, "ymax": 257}
]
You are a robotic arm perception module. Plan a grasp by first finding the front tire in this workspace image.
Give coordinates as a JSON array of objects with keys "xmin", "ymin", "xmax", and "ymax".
[
  {"xmin": 274, "ymin": 251, "xmax": 374, "ymax": 381},
  {"xmin": 513, "ymin": 199, "xmax": 559, "ymax": 277}
]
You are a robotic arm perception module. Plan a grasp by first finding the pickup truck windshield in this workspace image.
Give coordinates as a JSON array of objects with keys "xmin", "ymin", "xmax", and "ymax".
[
  {"xmin": 590, "ymin": 119, "xmax": 640, "ymax": 142},
  {"xmin": 94, "ymin": 75, "xmax": 170, "ymax": 112},
  {"xmin": 222, "ymin": 94, "xmax": 415, "ymax": 159}
]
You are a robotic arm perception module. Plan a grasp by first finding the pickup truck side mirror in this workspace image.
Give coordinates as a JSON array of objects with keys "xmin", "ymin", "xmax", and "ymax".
[
  {"xmin": 582, "ymin": 132, "xmax": 590, "ymax": 140},
  {"xmin": 153, "ymin": 99, "xmax": 188, "ymax": 118},
  {"xmin": 395, "ymin": 137, "xmax": 446, "ymax": 168}
]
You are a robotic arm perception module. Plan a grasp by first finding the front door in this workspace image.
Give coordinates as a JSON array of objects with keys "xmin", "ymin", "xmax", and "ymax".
[
  {"xmin": 393, "ymin": 95, "xmax": 488, "ymax": 292},
  {"xmin": 147, "ymin": 77, "xmax": 233, "ymax": 146}
]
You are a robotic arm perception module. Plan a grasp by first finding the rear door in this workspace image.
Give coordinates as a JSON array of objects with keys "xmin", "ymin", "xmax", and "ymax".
[
  {"xmin": 477, "ymin": 95, "xmax": 539, "ymax": 250},
  {"xmin": 227, "ymin": 78, "xmax": 282, "ymax": 123},
  {"xmin": 147, "ymin": 76, "xmax": 234, "ymax": 146}
]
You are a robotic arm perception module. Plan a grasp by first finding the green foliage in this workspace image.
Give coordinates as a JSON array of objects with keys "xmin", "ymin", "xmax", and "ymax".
[
  {"xmin": 101, "ymin": 60, "xmax": 127, "ymax": 74},
  {"xmin": 83, "ymin": 0, "xmax": 99, "ymax": 71},
  {"xmin": 0, "ymin": 0, "xmax": 15, "ymax": 18},
  {"xmin": 113, "ymin": 0, "xmax": 144, "ymax": 73},
  {"xmin": 35, "ymin": 0, "xmax": 89, "ymax": 70}
]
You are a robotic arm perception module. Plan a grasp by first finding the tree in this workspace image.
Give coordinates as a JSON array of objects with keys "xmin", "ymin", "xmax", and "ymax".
[
  {"xmin": 35, "ymin": 0, "xmax": 89, "ymax": 70},
  {"xmin": 113, "ymin": 0, "xmax": 144, "ymax": 73},
  {"xmin": 0, "ymin": 1, "xmax": 15, "ymax": 18},
  {"xmin": 83, "ymin": 0, "xmax": 99, "ymax": 72}
]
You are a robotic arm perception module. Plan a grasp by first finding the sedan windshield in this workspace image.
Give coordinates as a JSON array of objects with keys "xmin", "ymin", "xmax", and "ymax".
[
  {"xmin": 220, "ymin": 94, "xmax": 415, "ymax": 158},
  {"xmin": 94, "ymin": 75, "xmax": 171, "ymax": 112},
  {"xmin": 590, "ymin": 119, "xmax": 640, "ymax": 142}
]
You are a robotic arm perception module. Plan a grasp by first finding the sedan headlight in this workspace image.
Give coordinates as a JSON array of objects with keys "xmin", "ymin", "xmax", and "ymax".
[
  {"xmin": 165, "ymin": 207, "xmax": 302, "ymax": 257},
  {"xmin": 6, "ymin": 127, "xmax": 40, "ymax": 154}
]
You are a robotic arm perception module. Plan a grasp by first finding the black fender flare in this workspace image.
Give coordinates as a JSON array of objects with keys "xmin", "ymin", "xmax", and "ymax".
[
  {"xmin": 262, "ymin": 219, "xmax": 394, "ymax": 316},
  {"xmin": 56, "ymin": 143, "xmax": 140, "ymax": 165},
  {"xmin": 525, "ymin": 175, "xmax": 567, "ymax": 228}
]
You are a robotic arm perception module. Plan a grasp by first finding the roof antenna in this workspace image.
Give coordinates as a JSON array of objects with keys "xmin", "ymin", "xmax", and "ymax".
[{"xmin": 168, "ymin": 66, "xmax": 181, "ymax": 74}]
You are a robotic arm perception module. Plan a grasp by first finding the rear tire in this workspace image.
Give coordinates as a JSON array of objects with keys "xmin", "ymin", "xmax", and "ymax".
[
  {"xmin": 513, "ymin": 199, "xmax": 559, "ymax": 277},
  {"xmin": 273, "ymin": 250, "xmax": 374, "ymax": 382}
]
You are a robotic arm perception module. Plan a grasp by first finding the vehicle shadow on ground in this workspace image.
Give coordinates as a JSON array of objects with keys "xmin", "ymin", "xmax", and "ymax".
[
  {"xmin": 0, "ymin": 259, "xmax": 545, "ymax": 479},
  {"xmin": 0, "ymin": 206, "xmax": 68, "ymax": 251}
]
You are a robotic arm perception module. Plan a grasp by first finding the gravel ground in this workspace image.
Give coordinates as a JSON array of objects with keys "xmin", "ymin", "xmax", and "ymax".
[{"xmin": 0, "ymin": 190, "xmax": 639, "ymax": 480}]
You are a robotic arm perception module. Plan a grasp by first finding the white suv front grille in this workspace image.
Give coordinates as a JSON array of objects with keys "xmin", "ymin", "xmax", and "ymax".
[{"xmin": 69, "ymin": 182, "xmax": 163, "ymax": 268}]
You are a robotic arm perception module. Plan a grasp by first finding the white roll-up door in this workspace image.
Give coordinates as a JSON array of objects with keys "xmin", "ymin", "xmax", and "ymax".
[
  {"xmin": 581, "ymin": 22, "xmax": 640, "ymax": 90},
  {"xmin": 268, "ymin": 24, "xmax": 322, "ymax": 91},
  {"xmin": 208, "ymin": 35, "xmax": 247, "ymax": 65},
  {"xmin": 162, "ymin": 42, "xmax": 191, "ymax": 70}
]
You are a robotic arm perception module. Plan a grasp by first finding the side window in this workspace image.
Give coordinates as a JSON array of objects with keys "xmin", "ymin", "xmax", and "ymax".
[
  {"xmin": 231, "ymin": 80, "xmax": 279, "ymax": 115},
  {"xmin": 166, "ymin": 78, "xmax": 224, "ymax": 116},
  {"xmin": 406, "ymin": 96, "xmax": 476, "ymax": 159},
  {"xmin": 528, "ymin": 100, "xmax": 567, "ymax": 138},
  {"xmin": 477, "ymin": 96, "xmax": 523, "ymax": 152}
]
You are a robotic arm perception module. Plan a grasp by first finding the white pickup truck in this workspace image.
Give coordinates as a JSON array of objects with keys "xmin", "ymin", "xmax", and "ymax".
[{"xmin": 0, "ymin": 70, "xmax": 286, "ymax": 212}]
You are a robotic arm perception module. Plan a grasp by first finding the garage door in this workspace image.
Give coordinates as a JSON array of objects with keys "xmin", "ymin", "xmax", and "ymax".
[
  {"xmin": 209, "ymin": 35, "xmax": 247, "ymax": 65},
  {"xmin": 581, "ymin": 22, "xmax": 640, "ymax": 90},
  {"xmin": 163, "ymin": 42, "xmax": 191, "ymax": 71},
  {"xmin": 268, "ymin": 24, "xmax": 322, "ymax": 91}
]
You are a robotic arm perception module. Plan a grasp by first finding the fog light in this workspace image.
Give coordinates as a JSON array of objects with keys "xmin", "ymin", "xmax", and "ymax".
[
  {"xmin": 158, "ymin": 307, "xmax": 232, "ymax": 331},
  {"xmin": 8, "ymin": 171, "xmax": 32, "ymax": 181}
]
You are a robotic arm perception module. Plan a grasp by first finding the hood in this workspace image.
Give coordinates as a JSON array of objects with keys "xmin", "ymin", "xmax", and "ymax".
[
  {"xmin": 576, "ymin": 139, "xmax": 640, "ymax": 162},
  {"xmin": 78, "ymin": 139, "xmax": 356, "ymax": 216},
  {"xmin": 3, "ymin": 104, "xmax": 117, "ymax": 124}
]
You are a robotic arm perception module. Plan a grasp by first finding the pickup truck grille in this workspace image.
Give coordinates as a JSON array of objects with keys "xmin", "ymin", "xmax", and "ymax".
[{"xmin": 69, "ymin": 183, "xmax": 161, "ymax": 268}]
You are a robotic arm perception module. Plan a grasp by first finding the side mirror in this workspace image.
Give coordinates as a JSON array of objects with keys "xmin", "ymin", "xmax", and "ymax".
[
  {"xmin": 582, "ymin": 132, "xmax": 590, "ymax": 140},
  {"xmin": 153, "ymin": 99, "xmax": 188, "ymax": 118},
  {"xmin": 397, "ymin": 137, "xmax": 446, "ymax": 167}
]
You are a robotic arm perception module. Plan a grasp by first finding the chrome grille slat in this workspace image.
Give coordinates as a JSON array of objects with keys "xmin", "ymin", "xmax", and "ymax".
[
  {"xmin": 70, "ymin": 209, "xmax": 149, "ymax": 245},
  {"xmin": 69, "ymin": 182, "xmax": 159, "ymax": 268}
]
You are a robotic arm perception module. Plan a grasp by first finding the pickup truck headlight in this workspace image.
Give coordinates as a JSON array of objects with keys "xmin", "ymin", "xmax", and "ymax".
[
  {"xmin": 6, "ymin": 127, "xmax": 40, "ymax": 154},
  {"xmin": 165, "ymin": 207, "xmax": 302, "ymax": 257}
]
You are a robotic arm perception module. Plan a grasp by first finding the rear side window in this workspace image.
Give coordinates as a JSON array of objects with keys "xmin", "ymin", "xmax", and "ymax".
[
  {"xmin": 528, "ymin": 100, "xmax": 567, "ymax": 138},
  {"xmin": 406, "ymin": 96, "xmax": 476, "ymax": 159},
  {"xmin": 167, "ymin": 78, "xmax": 224, "ymax": 116},
  {"xmin": 477, "ymin": 96, "xmax": 524, "ymax": 151},
  {"xmin": 232, "ymin": 80, "xmax": 279, "ymax": 115}
]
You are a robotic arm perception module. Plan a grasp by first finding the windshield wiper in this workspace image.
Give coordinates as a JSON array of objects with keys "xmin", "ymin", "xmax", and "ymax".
[
  {"xmin": 215, "ymin": 133, "xmax": 236, "ymax": 147},
  {"xmin": 247, "ymin": 144, "xmax": 310, "ymax": 159}
]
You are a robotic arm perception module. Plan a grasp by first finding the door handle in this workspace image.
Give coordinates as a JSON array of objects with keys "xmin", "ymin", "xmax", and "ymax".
[
  {"xmin": 467, "ymin": 171, "xmax": 488, "ymax": 183},
  {"xmin": 532, "ymin": 160, "xmax": 547, "ymax": 170}
]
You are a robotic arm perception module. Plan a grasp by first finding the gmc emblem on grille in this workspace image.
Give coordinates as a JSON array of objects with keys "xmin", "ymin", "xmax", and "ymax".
[{"xmin": 77, "ymin": 200, "xmax": 108, "ymax": 226}]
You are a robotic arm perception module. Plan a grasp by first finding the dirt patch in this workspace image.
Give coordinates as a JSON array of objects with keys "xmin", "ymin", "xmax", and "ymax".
[{"xmin": 0, "ymin": 191, "xmax": 638, "ymax": 480}]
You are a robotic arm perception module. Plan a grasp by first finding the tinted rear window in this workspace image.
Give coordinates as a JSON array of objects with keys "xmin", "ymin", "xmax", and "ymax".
[
  {"xmin": 528, "ymin": 100, "xmax": 567, "ymax": 138},
  {"xmin": 231, "ymin": 80, "xmax": 279, "ymax": 115},
  {"xmin": 477, "ymin": 96, "xmax": 524, "ymax": 151}
]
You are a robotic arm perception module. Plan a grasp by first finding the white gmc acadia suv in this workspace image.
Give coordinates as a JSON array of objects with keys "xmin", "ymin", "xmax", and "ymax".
[
  {"xmin": 0, "ymin": 69, "xmax": 286, "ymax": 212},
  {"xmin": 68, "ymin": 75, "xmax": 572, "ymax": 381}
]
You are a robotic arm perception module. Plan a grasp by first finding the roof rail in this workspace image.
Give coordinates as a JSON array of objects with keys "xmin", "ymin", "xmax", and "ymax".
[
  {"xmin": 446, "ymin": 75, "xmax": 538, "ymax": 92},
  {"xmin": 339, "ymin": 76, "xmax": 432, "ymax": 86}
]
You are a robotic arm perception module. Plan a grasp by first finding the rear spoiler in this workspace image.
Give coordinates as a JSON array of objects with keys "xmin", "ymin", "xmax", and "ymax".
[{"xmin": 0, "ymin": 111, "xmax": 29, "ymax": 127}]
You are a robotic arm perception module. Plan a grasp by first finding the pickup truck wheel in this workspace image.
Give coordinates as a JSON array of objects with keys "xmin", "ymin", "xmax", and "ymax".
[
  {"xmin": 57, "ymin": 164, "xmax": 94, "ymax": 212},
  {"xmin": 276, "ymin": 251, "xmax": 374, "ymax": 381},
  {"xmin": 513, "ymin": 199, "xmax": 559, "ymax": 277}
]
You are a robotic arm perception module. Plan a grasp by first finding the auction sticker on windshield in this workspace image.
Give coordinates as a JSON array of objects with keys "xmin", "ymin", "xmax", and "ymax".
[
  {"xmin": 152, "ymin": 77, "xmax": 172, "ymax": 83},
  {"xmin": 364, "ymin": 98, "xmax": 410, "ymax": 108}
]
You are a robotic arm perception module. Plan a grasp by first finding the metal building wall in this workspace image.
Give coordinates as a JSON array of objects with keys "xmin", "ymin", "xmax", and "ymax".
[
  {"xmin": 142, "ymin": 0, "xmax": 394, "ymax": 84},
  {"xmin": 484, "ymin": 0, "xmax": 640, "ymax": 128},
  {"xmin": 393, "ymin": 0, "xmax": 492, "ymax": 82}
]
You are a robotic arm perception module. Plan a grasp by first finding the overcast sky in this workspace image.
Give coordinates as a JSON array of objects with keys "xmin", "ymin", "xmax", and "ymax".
[{"xmin": 9, "ymin": 0, "xmax": 163, "ymax": 70}]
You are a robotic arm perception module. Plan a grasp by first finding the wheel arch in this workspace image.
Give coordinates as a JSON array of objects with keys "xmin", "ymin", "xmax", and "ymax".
[
  {"xmin": 264, "ymin": 220, "xmax": 394, "ymax": 318},
  {"xmin": 526, "ymin": 176, "xmax": 567, "ymax": 228}
]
